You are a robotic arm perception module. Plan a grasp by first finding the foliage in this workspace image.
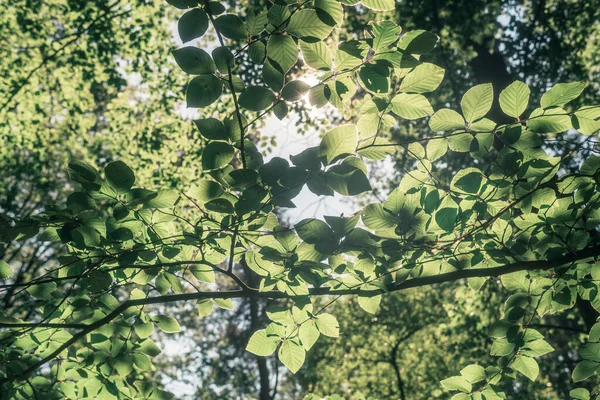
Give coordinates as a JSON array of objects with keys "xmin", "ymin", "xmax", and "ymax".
[{"xmin": 1, "ymin": 1, "xmax": 600, "ymax": 399}]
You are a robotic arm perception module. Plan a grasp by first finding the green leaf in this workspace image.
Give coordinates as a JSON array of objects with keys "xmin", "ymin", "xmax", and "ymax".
[
  {"xmin": 115, "ymin": 354, "xmax": 133, "ymax": 376},
  {"xmin": 197, "ymin": 299, "xmax": 214, "ymax": 317},
  {"xmin": 204, "ymin": 198, "xmax": 234, "ymax": 214},
  {"xmin": 435, "ymin": 207, "xmax": 457, "ymax": 232},
  {"xmin": 315, "ymin": 0, "xmax": 343, "ymax": 26},
  {"xmin": 426, "ymin": 139, "xmax": 448, "ymax": 161},
  {"xmin": 451, "ymin": 168, "xmax": 483, "ymax": 194},
  {"xmin": 144, "ymin": 190, "xmax": 179, "ymax": 208},
  {"xmin": 173, "ymin": 47, "xmax": 215, "ymax": 75},
  {"xmin": 273, "ymin": 101, "xmax": 288, "ymax": 119},
  {"xmin": 214, "ymin": 297, "xmax": 234, "ymax": 310},
  {"xmin": 540, "ymin": 81, "xmax": 586, "ymax": 108},
  {"xmin": 370, "ymin": 21, "xmax": 401, "ymax": 51},
  {"xmin": 499, "ymin": 80, "xmax": 530, "ymax": 118},
  {"xmin": 193, "ymin": 117, "xmax": 228, "ymax": 140},
  {"xmin": 295, "ymin": 218, "xmax": 335, "ymax": 244},
  {"xmin": 105, "ymin": 160, "xmax": 135, "ymax": 193},
  {"xmin": 299, "ymin": 320, "xmax": 320, "ymax": 350},
  {"xmin": 153, "ymin": 315, "xmax": 181, "ymax": 333},
  {"xmin": 570, "ymin": 388, "xmax": 591, "ymax": 400},
  {"xmin": 27, "ymin": 282, "xmax": 56, "ymax": 299},
  {"xmin": 0, "ymin": 260, "xmax": 13, "ymax": 280},
  {"xmin": 361, "ymin": 0, "xmax": 395, "ymax": 11},
  {"xmin": 359, "ymin": 63, "xmax": 390, "ymax": 94},
  {"xmin": 398, "ymin": 30, "xmax": 439, "ymax": 54},
  {"xmin": 460, "ymin": 364, "xmax": 486, "ymax": 384},
  {"xmin": 400, "ymin": 63, "xmax": 445, "ymax": 93},
  {"xmin": 315, "ymin": 313, "xmax": 339, "ymax": 337},
  {"xmin": 299, "ymin": 41, "xmax": 332, "ymax": 70},
  {"xmin": 186, "ymin": 74, "xmax": 223, "ymax": 108},
  {"xmin": 202, "ymin": 142, "xmax": 234, "ymax": 171},
  {"xmin": 187, "ymin": 180, "xmax": 224, "ymax": 202},
  {"xmin": 391, "ymin": 93, "xmax": 433, "ymax": 119},
  {"xmin": 239, "ymin": 86, "xmax": 276, "ymax": 111},
  {"xmin": 213, "ymin": 14, "xmax": 247, "ymax": 40},
  {"xmin": 440, "ymin": 376, "xmax": 472, "ymax": 392},
  {"xmin": 527, "ymin": 107, "xmax": 572, "ymax": 133},
  {"xmin": 134, "ymin": 321, "xmax": 154, "ymax": 339},
  {"xmin": 319, "ymin": 124, "xmax": 358, "ymax": 164},
  {"xmin": 212, "ymin": 46, "xmax": 235, "ymax": 74},
  {"xmin": 357, "ymin": 295, "xmax": 381, "ymax": 314},
  {"xmin": 572, "ymin": 360, "xmax": 599, "ymax": 382},
  {"xmin": 267, "ymin": 35, "xmax": 298, "ymax": 74},
  {"xmin": 279, "ymin": 340, "xmax": 306, "ymax": 373},
  {"xmin": 286, "ymin": 10, "xmax": 334, "ymax": 42},
  {"xmin": 282, "ymin": 80, "xmax": 310, "ymax": 101},
  {"xmin": 461, "ymin": 83, "xmax": 494, "ymax": 123},
  {"xmin": 429, "ymin": 108, "xmax": 465, "ymax": 131},
  {"xmin": 572, "ymin": 106, "xmax": 600, "ymax": 135},
  {"xmin": 362, "ymin": 203, "xmax": 396, "ymax": 230},
  {"xmin": 246, "ymin": 329, "xmax": 279, "ymax": 356},
  {"xmin": 511, "ymin": 355, "xmax": 539, "ymax": 381},
  {"xmin": 178, "ymin": 9, "xmax": 208, "ymax": 42},
  {"xmin": 248, "ymin": 41, "xmax": 266, "ymax": 64}
]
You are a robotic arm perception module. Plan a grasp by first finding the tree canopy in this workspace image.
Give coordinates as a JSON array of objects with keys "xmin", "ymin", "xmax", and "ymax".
[{"xmin": 1, "ymin": 1, "xmax": 600, "ymax": 399}]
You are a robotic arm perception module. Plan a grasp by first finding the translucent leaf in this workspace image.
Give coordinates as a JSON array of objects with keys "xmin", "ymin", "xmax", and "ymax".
[
  {"xmin": 540, "ymin": 81, "xmax": 586, "ymax": 109},
  {"xmin": 213, "ymin": 14, "xmax": 247, "ymax": 40},
  {"xmin": 527, "ymin": 107, "xmax": 572, "ymax": 133},
  {"xmin": 370, "ymin": 21, "xmax": 401, "ymax": 51},
  {"xmin": 440, "ymin": 376, "xmax": 472, "ymax": 392},
  {"xmin": 153, "ymin": 315, "xmax": 181, "ymax": 333},
  {"xmin": 282, "ymin": 80, "xmax": 311, "ymax": 101},
  {"xmin": 573, "ymin": 106, "xmax": 600, "ymax": 135},
  {"xmin": 248, "ymin": 41, "xmax": 266, "ymax": 64},
  {"xmin": 319, "ymin": 124, "xmax": 358, "ymax": 164},
  {"xmin": 215, "ymin": 298, "xmax": 234, "ymax": 310},
  {"xmin": 299, "ymin": 41, "xmax": 332, "ymax": 70},
  {"xmin": 460, "ymin": 364, "xmax": 486, "ymax": 384},
  {"xmin": 360, "ymin": 0, "xmax": 395, "ymax": 11},
  {"xmin": 357, "ymin": 295, "xmax": 381, "ymax": 314},
  {"xmin": 267, "ymin": 35, "xmax": 298, "ymax": 74},
  {"xmin": 391, "ymin": 93, "xmax": 433, "ymax": 119},
  {"xmin": 0, "ymin": 260, "xmax": 13, "ymax": 279},
  {"xmin": 426, "ymin": 139, "xmax": 448, "ymax": 161},
  {"xmin": 499, "ymin": 80, "xmax": 530, "ymax": 118},
  {"xmin": 400, "ymin": 63, "xmax": 444, "ymax": 93},
  {"xmin": 435, "ymin": 207, "xmax": 457, "ymax": 232},
  {"xmin": 572, "ymin": 360, "xmax": 599, "ymax": 382},
  {"xmin": 286, "ymin": 10, "xmax": 334, "ymax": 42},
  {"xmin": 461, "ymin": 83, "xmax": 493, "ymax": 123},
  {"xmin": 202, "ymin": 142, "xmax": 234, "ymax": 171},
  {"xmin": 279, "ymin": 340, "xmax": 306, "ymax": 373},
  {"xmin": 398, "ymin": 30, "xmax": 439, "ymax": 54},
  {"xmin": 315, "ymin": 313, "xmax": 339, "ymax": 337},
  {"xmin": 511, "ymin": 355, "xmax": 539, "ymax": 381},
  {"xmin": 197, "ymin": 299, "xmax": 214, "ymax": 317},
  {"xmin": 429, "ymin": 108, "xmax": 465, "ymax": 131},
  {"xmin": 315, "ymin": 0, "xmax": 343, "ymax": 26},
  {"xmin": 246, "ymin": 329, "xmax": 279, "ymax": 356}
]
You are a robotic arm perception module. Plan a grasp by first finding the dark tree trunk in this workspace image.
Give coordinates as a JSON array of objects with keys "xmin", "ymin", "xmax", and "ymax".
[{"xmin": 245, "ymin": 261, "xmax": 273, "ymax": 400}]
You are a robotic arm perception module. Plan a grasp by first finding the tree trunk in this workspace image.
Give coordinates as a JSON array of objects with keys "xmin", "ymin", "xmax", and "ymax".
[{"xmin": 245, "ymin": 261, "xmax": 273, "ymax": 400}]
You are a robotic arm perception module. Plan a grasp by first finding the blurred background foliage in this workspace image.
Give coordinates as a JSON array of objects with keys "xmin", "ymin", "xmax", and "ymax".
[{"xmin": 1, "ymin": 0, "xmax": 599, "ymax": 398}]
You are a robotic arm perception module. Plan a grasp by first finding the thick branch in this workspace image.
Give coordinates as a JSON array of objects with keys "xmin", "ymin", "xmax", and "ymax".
[{"xmin": 1, "ymin": 245, "xmax": 599, "ymax": 387}]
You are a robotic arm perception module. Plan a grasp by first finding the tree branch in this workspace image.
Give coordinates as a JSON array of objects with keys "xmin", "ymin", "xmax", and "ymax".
[{"xmin": 1, "ymin": 245, "xmax": 599, "ymax": 387}]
